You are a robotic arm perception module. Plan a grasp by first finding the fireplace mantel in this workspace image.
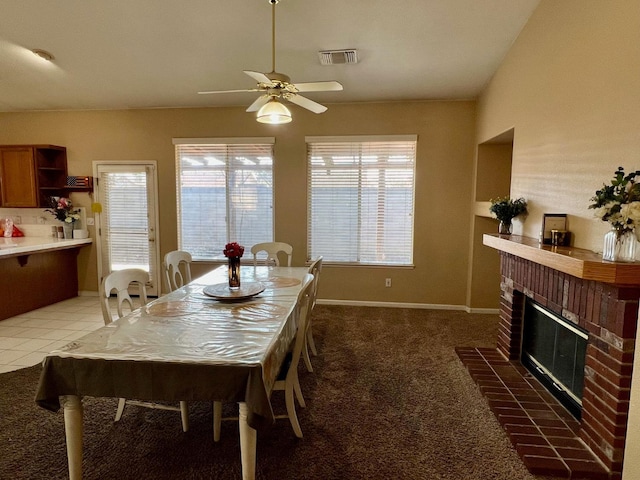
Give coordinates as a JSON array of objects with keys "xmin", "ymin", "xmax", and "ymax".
[{"xmin": 483, "ymin": 234, "xmax": 640, "ymax": 286}]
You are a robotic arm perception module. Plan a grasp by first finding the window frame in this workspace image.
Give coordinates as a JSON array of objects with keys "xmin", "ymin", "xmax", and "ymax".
[
  {"xmin": 173, "ymin": 137, "xmax": 275, "ymax": 262},
  {"xmin": 306, "ymin": 135, "xmax": 417, "ymax": 267}
]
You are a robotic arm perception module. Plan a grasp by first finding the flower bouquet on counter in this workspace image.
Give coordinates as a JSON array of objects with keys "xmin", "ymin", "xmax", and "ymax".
[{"xmin": 46, "ymin": 196, "xmax": 80, "ymax": 224}]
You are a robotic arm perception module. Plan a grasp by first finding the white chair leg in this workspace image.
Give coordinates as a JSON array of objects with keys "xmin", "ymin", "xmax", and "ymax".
[
  {"xmin": 293, "ymin": 375, "xmax": 306, "ymax": 408},
  {"xmin": 307, "ymin": 325, "xmax": 317, "ymax": 356},
  {"xmin": 285, "ymin": 381, "xmax": 303, "ymax": 438},
  {"xmin": 213, "ymin": 401, "xmax": 222, "ymax": 442},
  {"xmin": 114, "ymin": 398, "xmax": 126, "ymax": 422},
  {"xmin": 302, "ymin": 341, "xmax": 314, "ymax": 373},
  {"xmin": 180, "ymin": 401, "xmax": 189, "ymax": 432}
]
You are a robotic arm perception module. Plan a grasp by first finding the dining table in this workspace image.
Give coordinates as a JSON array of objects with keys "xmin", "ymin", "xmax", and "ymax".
[{"xmin": 35, "ymin": 265, "xmax": 310, "ymax": 480}]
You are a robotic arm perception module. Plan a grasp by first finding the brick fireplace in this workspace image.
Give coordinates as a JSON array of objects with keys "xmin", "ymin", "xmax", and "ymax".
[{"xmin": 465, "ymin": 235, "xmax": 640, "ymax": 479}]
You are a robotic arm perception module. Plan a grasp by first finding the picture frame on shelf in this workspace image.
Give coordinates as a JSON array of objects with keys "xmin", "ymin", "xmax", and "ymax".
[{"xmin": 541, "ymin": 213, "xmax": 567, "ymax": 245}]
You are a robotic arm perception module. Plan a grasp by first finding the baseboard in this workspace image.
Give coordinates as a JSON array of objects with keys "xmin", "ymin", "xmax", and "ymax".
[
  {"xmin": 316, "ymin": 299, "xmax": 499, "ymax": 314},
  {"xmin": 464, "ymin": 307, "xmax": 500, "ymax": 314},
  {"xmin": 317, "ymin": 299, "xmax": 466, "ymax": 311}
]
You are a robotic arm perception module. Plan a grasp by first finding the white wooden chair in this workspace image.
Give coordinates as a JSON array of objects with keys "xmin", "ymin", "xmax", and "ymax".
[
  {"xmin": 303, "ymin": 256, "xmax": 323, "ymax": 372},
  {"xmin": 212, "ymin": 273, "xmax": 315, "ymax": 440},
  {"xmin": 100, "ymin": 268, "xmax": 189, "ymax": 432},
  {"xmin": 251, "ymin": 242, "xmax": 293, "ymax": 267},
  {"xmin": 163, "ymin": 250, "xmax": 193, "ymax": 292}
]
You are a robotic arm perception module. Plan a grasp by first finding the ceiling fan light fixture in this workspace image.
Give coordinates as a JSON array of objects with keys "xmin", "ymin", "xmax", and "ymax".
[{"xmin": 256, "ymin": 98, "xmax": 292, "ymax": 124}]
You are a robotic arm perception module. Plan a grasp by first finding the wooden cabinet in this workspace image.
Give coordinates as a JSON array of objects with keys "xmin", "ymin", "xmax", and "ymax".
[{"xmin": 0, "ymin": 145, "xmax": 67, "ymax": 207}]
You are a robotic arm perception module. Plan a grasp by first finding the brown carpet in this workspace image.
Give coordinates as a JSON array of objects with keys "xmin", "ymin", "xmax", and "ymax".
[{"xmin": 0, "ymin": 305, "xmax": 555, "ymax": 480}]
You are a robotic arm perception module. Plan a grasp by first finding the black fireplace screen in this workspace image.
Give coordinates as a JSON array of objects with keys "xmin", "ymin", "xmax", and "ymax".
[{"xmin": 521, "ymin": 300, "xmax": 588, "ymax": 419}]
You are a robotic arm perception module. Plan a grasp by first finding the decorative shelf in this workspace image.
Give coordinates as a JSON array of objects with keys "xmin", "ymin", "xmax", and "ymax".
[{"xmin": 483, "ymin": 234, "xmax": 640, "ymax": 286}]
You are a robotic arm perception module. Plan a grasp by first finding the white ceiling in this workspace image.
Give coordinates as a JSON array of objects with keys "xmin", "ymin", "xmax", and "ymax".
[{"xmin": 0, "ymin": 0, "xmax": 540, "ymax": 113}]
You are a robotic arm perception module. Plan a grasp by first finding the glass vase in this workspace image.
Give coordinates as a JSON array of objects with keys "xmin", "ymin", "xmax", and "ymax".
[
  {"xmin": 498, "ymin": 220, "xmax": 512, "ymax": 235},
  {"xmin": 228, "ymin": 256, "xmax": 241, "ymax": 289},
  {"xmin": 602, "ymin": 228, "xmax": 637, "ymax": 262},
  {"xmin": 62, "ymin": 222, "xmax": 74, "ymax": 239}
]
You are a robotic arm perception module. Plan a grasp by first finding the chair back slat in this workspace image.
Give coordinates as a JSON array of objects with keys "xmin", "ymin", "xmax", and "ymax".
[
  {"xmin": 251, "ymin": 242, "xmax": 293, "ymax": 267},
  {"xmin": 163, "ymin": 250, "xmax": 193, "ymax": 292},
  {"xmin": 101, "ymin": 268, "xmax": 149, "ymax": 324}
]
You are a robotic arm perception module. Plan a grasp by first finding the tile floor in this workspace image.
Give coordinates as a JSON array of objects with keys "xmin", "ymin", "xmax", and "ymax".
[{"xmin": 0, "ymin": 295, "xmax": 104, "ymax": 373}]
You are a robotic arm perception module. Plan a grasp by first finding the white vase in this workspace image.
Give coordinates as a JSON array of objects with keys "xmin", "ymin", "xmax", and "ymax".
[{"xmin": 602, "ymin": 228, "xmax": 637, "ymax": 262}]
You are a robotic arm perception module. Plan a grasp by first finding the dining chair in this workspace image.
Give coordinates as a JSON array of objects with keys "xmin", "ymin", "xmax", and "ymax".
[
  {"xmin": 212, "ymin": 273, "xmax": 315, "ymax": 440},
  {"xmin": 163, "ymin": 250, "xmax": 193, "ymax": 292},
  {"xmin": 250, "ymin": 241, "xmax": 293, "ymax": 267},
  {"xmin": 302, "ymin": 256, "xmax": 323, "ymax": 372},
  {"xmin": 100, "ymin": 268, "xmax": 190, "ymax": 432}
]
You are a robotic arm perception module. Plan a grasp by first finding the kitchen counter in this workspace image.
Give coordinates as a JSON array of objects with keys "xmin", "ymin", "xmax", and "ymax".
[
  {"xmin": 0, "ymin": 236, "xmax": 92, "ymax": 258},
  {"xmin": 0, "ymin": 236, "xmax": 92, "ymax": 321}
]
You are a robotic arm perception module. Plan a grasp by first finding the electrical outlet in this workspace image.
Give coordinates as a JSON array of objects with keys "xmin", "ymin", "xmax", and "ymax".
[
  {"xmin": 385, "ymin": 278, "xmax": 392, "ymax": 287},
  {"xmin": 86, "ymin": 217, "xmax": 95, "ymax": 226}
]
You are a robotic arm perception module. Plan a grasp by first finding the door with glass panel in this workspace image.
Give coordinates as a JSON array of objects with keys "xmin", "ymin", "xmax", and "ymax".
[{"xmin": 93, "ymin": 162, "xmax": 160, "ymax": 296}]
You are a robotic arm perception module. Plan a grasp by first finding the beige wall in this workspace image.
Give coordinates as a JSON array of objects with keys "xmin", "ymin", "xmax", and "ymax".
[
  {"xmin": 477, "ymin": 0, "xmax": 640, "ymax": 251},
  {"xmin": 0, "ymin": 100, "xmax": 476, "ymax": 306},
  {"xmin": 475, "ymin": 1, "xmax": 640, "ymax": 477}
]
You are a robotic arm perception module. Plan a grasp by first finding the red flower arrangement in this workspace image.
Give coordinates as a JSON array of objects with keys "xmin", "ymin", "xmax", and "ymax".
[{"xmin": 223, "ymin": 242, "xmax": 244, "ymax": 258}]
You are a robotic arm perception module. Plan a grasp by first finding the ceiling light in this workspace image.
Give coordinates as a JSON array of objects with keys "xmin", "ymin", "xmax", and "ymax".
[
  {"xmin": 256, "ymin": 98, "xmax": 292, "ymax": 124},
  {"xmin": 32, "ymin": 49, "xmax": 54, "ymax": 61}
]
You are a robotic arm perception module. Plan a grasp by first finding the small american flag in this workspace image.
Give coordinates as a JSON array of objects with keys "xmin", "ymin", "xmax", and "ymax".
[{"xmin": 66, "ymin": 176, "xmax": 92, "ymax": 187}]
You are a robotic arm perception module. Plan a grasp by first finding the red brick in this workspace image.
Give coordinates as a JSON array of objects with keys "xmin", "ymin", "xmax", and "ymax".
[
  {"xmin": 563, "ymin": 459, "xmax": 609, "ymax": 479},
  {"xmin": 555, "ymin": 446, "xmax": 599, "ymax": 460},
  {"xmin": 516, "ymin": 444, "xmax": 557, "ymax": 458},
  {"xmin": 521, "ymin": 455, "xmax": 569, "ymax": 476},
  {"xmin": 509, "ymin": 433, "xmax": 549, "ymax": 445}
]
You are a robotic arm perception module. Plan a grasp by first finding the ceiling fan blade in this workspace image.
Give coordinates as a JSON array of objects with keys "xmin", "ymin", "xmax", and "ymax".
[
  {"xmin": 244, "ymin": 70, "xmax": 273, "ymax": 84},
  {"xmin": 246, "ymin": 95, "xmax": 270, "ymax": 112},
  {"xmin": 285, "ymin": 94, "xmax": 327, "ymax": 114},
  {"xmin": 292, "ymin": 81, "xmax": 343, "ymax": 92},
  {"xmin": 198, "ymin": 88, "xmax": 259, "ymax": 95}
]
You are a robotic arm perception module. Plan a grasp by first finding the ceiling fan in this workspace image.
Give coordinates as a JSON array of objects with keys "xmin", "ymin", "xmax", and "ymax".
[{"xmin": 198, "ymin": 0, "xmax": 343, "ymax": 124}]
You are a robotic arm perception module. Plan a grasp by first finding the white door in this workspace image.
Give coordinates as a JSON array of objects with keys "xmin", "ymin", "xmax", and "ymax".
[{"xmin": 93, "ymin": 161, "xmax": 161, "ymax": 296}]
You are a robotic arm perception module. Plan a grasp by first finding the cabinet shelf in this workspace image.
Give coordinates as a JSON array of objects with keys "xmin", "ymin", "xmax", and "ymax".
[{"xmin": 0, "ymin": 145, "xmax": 68, "ymax": 207}]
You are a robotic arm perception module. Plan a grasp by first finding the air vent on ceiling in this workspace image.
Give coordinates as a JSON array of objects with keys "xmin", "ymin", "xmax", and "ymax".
[{"xmin": 318, "ymin": 49, "xmax": 358, "ymax": 65}]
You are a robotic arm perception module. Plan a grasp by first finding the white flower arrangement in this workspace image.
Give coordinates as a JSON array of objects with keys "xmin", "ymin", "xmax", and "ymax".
[{"xmin": 589, "ymin": 167, "xmax": 640, "ymax": 233}]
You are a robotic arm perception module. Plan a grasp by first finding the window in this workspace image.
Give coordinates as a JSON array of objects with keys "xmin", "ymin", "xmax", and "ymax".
[
  {"xmin": 307, "ymin": 135, "xmax": 417, "ymax": 265},
  {"xmin": 173, "ymin": 138, "xmax": 275, "ymax": 261}
]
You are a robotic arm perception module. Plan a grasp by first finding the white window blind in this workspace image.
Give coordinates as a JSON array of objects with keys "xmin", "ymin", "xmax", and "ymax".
[
  {"xmin": 174, "ymin": 139, "xmax": 274, "ymax": 261},
  {"xmin": 99, "ymin": 169, "xmax": 152, "ymax": 277},
  {"xmin": 307, "ymin": 136, "xmax": 417, "ymax": 265}
]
